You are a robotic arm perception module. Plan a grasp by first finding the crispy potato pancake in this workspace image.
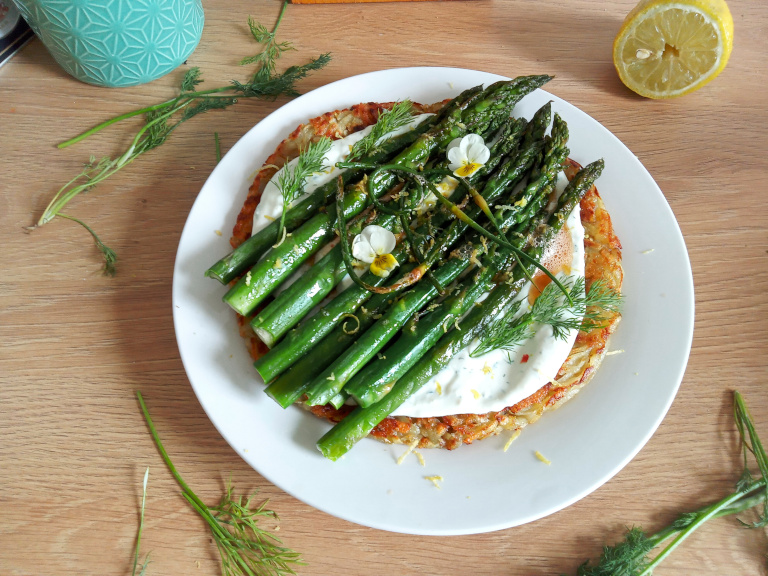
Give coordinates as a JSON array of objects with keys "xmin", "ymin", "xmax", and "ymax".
[{"xmin": 233, "ymin": 102, "xmax": 623, "ymax": 450}]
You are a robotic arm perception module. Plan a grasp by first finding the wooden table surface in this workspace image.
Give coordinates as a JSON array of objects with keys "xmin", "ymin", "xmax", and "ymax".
[{"xmin": 2, "ymin": 0, "xmax": 767, "ymax": 574}]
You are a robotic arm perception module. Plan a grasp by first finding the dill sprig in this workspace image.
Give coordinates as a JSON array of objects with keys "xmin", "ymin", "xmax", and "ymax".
[
  {"xmin": 131, "ymin": 467, "xmax": 151, "ymax": 576},
  {"xmin": 572, "ymin": 391, "xmax": 767, "ymax": 576},
  {"xmin": 136, "ymin": 392, "xmax": 303, "ymax": 576},
  {"xmin": 33, "ymin": 0, "xmax": 330, "ymax": 275},
  {"xmin": 56, "ymin": 212, "xmax": 118, "ymax": 276},
  {"xmin": 240, "ymin": 1, "xmax": 294, "ymax": 75},
  {"xmin": 470, "ymin": 277, "xmax": 621, "ymax": 358},
  {"xmin": 275, "ymin": 137, "xmax": 332, "ymax": 239},
  {"xmin": 347, "ymin": 100, "xmax": 415, "ymax": 161}
]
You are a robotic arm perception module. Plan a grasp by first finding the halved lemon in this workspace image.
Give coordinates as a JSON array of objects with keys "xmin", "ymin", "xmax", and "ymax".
[{"xmin": 613, "ymin": 0, "xmax": 734, "ymax": 99}]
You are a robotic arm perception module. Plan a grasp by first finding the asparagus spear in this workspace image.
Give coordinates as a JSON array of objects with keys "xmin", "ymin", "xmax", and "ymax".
[
  {"xmin": 263, "ymin": 272, "xmax": 416, "ymax": 408},
  {"xmin": 316, "ymin": 159, "xmax": 605, "ymax": 461},
  {"xmin": 222, "ymin": 77, "xmax": 551, "ymax": 316}
]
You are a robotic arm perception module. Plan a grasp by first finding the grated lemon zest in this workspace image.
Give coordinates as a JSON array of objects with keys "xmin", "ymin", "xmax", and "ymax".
[
  {"xmin": 214, "ymin": 229, "xmax": 222, "ymax": 236},
  {"xmin": 471, "ymin": 389, "xmax": 480, "ymax": 399},
  {"xmin": 396, "ymin": 438, "xmax": 420, "ymax": 465},
  {"xmin": 534, "ymin": 450, "xmax": 551, "ymax": 465},
  {"xmin": 415, "ymin": 451, "xmax": 426, "ymax": 467},
  {"xmin": 503, "ymin": 430, "xmax": 521, "ymax": 452},
  {"xmin": 425, "ymin": 475, "xmax": 443, "ymax": 489},
  {"xmin": 435, "ymin": 381, "xmax": 442, "ymax": 395},
  {"xmin": 245, "ymin": 271, "xmax": 252, "ymax": 286}
]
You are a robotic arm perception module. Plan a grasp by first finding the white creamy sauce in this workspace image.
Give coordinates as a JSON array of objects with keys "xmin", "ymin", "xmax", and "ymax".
[
  {"xmin": 393, "ymin": 174, "xmax": 586, "ymax": 417},
  {"xmin": 252, "ymin": 113, "xmax": 434, "ymax": 234}
]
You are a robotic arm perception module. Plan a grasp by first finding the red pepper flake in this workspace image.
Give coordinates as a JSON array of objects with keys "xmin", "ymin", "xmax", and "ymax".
[{"xmin": 521, "ymin": 354, "xmax": 530, "ymax": 363}]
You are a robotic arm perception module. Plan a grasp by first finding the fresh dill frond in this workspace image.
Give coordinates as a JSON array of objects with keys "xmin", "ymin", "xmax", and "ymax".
[
  {"xmin": 180, "ymin": 96, "xmax": 239, "ymax": 122},
  {"xmin": 571, "ymin": 391, "xmax": 768, "ymax": 576},
  {"xmin": 575, "ymin": 526, "xmax": 654, "ymax": 576},
  {"xmin": 231, "ymin": 53, "xmax": 332, "ymax": 100},
  {"xmin": 57, "ymin": 213, "xmax": 117, "ymax": 276},
  {"xmin": 276, "ymin": 137, "xmax": 332, "ymax": 236},
  {"xmin": 180, "ymin": 66, "xmax": 204, "ymax": 93},
  {"xmin": 136, "ymin": 392, "xmax": 303, "ymax": 576},
  {"xmin": 131, "ymin": 468, "xmax": 151, "ymax": 576},
  {"xmin": 37, "ymin": 1, "xmax": 330, "ymax": 275},
  {"xmin": 470, "ymin": 276, "xmax": 622, "ymax": 359},
  {"xmin": 347, "ymin": 100, "xmax": 415, "ymax": 161},
  {"xmin": 240, "ymin": 1, "xmax": 294, "ymax": 75}
]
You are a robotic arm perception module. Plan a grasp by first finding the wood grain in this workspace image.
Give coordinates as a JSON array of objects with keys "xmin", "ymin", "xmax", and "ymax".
[{"xmin": 1, "ymin": 1, "xmax": 767, "ymax": 574}]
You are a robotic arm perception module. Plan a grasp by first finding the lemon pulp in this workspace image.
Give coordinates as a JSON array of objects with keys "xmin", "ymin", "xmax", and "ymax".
[{"xmin": 613, "ymin": 0, "xmax": 734, "ymax": 99}]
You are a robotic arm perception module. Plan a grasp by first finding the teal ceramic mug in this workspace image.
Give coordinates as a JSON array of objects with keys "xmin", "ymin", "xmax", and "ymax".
[{"xmin": 12, "ymin": 0, "xmax": 204, "ymax": 87}]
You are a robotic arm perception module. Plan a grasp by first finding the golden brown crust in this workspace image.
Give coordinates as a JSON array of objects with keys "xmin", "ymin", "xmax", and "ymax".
[{"xmin": 234, "ymin": 103, "xmax": 623, "ymax": 451}]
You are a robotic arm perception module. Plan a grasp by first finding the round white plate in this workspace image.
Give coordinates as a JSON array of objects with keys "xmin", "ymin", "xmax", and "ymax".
[{"xmin": 173, "ymin": 67, "xmax": 694, "ymax": 536}]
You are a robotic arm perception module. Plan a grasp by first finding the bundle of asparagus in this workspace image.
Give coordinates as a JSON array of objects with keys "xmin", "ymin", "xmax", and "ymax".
[{"xmin": 206, "ymin": 76, "xmax": 612, "ymax": 460}]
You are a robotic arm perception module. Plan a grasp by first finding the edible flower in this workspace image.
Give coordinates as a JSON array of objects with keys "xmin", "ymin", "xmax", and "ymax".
[
  {"xmin": 447, "ymin": 134, "xmax": 490, "ymax": 178},
  {"xmin": 352, "ymin": 225, "xmax": 398, "ymax": 277}
]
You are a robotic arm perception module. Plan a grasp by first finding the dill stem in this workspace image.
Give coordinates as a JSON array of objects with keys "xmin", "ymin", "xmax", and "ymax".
[
  {"xmin": 40, "ymin": 100, "xmax": 193, "ymax": 226},
  {"xmin": 274, "ymin": 0, "xmax": 289, "ymax": 31},
  {"xmin": 639, "ymin": 480, "xmax": 767, "ymax": 576},
  {"xmin": 57, "ymin": 88, "xmax": 234, "ymax": 149},
  {"xmin": 131, "ymin": 468, "xmax": 149, "ymax": 576},
  {"xmin": 58, "ymin": 100, "xmax": 178, "ymax": 148},
  {"xmin": 180, "ymin": 493, "xmax": 258, "ymax": 576},
  {"xmin": 136, "ymin": 392, "xmax": 212, "ymax": 522}
]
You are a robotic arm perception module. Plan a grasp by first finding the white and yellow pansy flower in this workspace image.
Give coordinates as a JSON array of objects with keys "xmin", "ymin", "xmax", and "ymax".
[
  {"xmin": 352, "ymin": 225, "xmax": 398, "ymax": 277},
  {"xmin": 446, "ymin": 134, "xmax": 490, "ymax": 178}
]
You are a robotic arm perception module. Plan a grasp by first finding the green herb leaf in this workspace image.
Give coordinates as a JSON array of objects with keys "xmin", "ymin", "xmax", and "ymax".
[
  {"xmin": 470, "ymin": 276, "xmax": 622, "ymax": 358},
  {"xmin": 57, "ymin": 213, "xmax": 117, "ymax": 276},
  {"xmin": 575, "ymin": 527, "xmax": 654, "ymax": 576},
  {"xmin": 137, "ymin": 392, "xmax": 304, "ymax": 576},
  {"xmin": 275, "ymin": 137, "xmax": 333, "ymax": 237},
  {"xmin": 231, "ymin": 53, "xmax": 332, "ymax": 100},
  {"xmin": 347, "ymin": 100, "xmax": 415, "ymax": 161},
  {"xmin": 180, "ymin": 67, "xmax": 204, "ymax": 93},
  {"xmin": 240, "ymin": 1, "xmax": 294, "ymax": 74}
]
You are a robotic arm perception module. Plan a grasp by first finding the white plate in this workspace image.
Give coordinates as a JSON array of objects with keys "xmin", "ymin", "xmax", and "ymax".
[{"xmin": 172, "ymin": 67, "xmax": 694, "ymax": 536}]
